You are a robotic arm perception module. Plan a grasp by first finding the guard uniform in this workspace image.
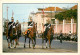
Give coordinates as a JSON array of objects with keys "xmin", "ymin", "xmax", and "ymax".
[
  {"xmin": 25, "ymin": 17, "xmax": 34, "ymax": 36},
  {"xmin": 28, "ymin": 21, "xmax": 33, "ymax": 28},
  {"xmin": 8, "ymin": 22, "xmax": 15, "ymax": 37},
  {"xmin": 8, "ymin": 17, "xmax": 15, "ymax": 37},
  {"xmin": 15, "ymin": 20, "xmax": 21, "ymax": 37},
  {"xmin": 44, "ymin": 23, "xmax": 51, "ymax": 37}
]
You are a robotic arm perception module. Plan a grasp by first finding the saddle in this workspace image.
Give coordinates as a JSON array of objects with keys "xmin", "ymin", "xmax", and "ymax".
[{"xmin": 25, "ymin": 28, "xmax": 32, "ymax": 35}]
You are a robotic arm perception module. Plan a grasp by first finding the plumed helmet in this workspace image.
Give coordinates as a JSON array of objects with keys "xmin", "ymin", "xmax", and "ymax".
[
  {"xmin": 11, "ymin": 17, "xmax": 14, "ymax": 20},
  {"xmin": 30, "ymin": 17, "xmax": 32, "ymax": 20},
  {"xmin": 46, "ymin": 19, "xmax": 50, "ymax": 23},
  {"xmin": 16, "ymin": 20, "xmax": 19, "ymax": 23}
]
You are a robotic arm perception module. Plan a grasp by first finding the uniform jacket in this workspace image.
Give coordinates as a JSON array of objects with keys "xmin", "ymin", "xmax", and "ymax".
[
  {"xmin": 44, "ymin": 23, "xmax": 51, "ymax": 29},
  {"xmin": 8, "ymin": 22, "xmax": 15, "ymax": 33},
  {"xmin": 28, "ymin": 21, "xmax": 33, "ymax": 26}
]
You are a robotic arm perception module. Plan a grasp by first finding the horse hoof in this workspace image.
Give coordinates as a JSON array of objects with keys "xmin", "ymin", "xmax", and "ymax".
[
  {"xmin": 33, "ymin": 47, "xmax": 34, "ymax": 49},
  {"xmin": 33, "ymin": 47, "xmax": 35, "ymax": 49},
  {"xmin": 24, "ymin": 46, "xmax": 25, "ymax": 48},
  {"xmin": 14, "ymin": 47, "xmax": 16, "ymax": 48},
  {"xmin": 17, "ymin": 43, "xmax": 19, "ymax": 45},
  {"xmin": 42, "ymin": 47, "xmax": 44, "ymax": 49},
  {"xmin": 29, "ymin": 47, "xmax": 31, "ymax": 48},
  {"xmin": 11, "ymin": 47, "xmax": 13, "ymax": 48},
  {"xmin": 8, "ymin": 47, "xmax": 10, "ymax": 49},
  {"xmin": 49, "ymin": 47, "xmax": 51, "ymax": 49}
]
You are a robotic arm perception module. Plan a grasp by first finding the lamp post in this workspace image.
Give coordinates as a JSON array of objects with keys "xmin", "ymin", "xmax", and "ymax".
[
  {"xmin": 23, "ymin": 18, "xmax": 25, "ymax": 35},
  {"xmin": 6, "ymin": 6, "xmax": 9, "ymax": 38},
  {"xmin": 42, "ymin": 6, "xmax": 44, "ymax": 32}
]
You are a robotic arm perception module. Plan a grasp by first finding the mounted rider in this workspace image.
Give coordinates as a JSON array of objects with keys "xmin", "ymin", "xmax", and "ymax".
[
  {"xmin": 15, "ymin": 20, "xmax": 21, "ymax": 31},
  {"xmin": 15, "ymin": 20, "xmax": 19, "ymax": 27},
  {"xmin": 28, "ymin": 17, "xmax": 33, "ymax": 28},
  {"xmin": 44, "ymin": 19, "xmax": 51, "ymax": 37},
  {"xmin": 8, "ymin": 17, "xmax": 16, "ymax": 37},
  {"xmin": 15, "ymin": 20, "xmax": 21, "ymax": 37},
  {"xmin": 26, "ymin": 17, "xmax": 34, "ymax": 34}
]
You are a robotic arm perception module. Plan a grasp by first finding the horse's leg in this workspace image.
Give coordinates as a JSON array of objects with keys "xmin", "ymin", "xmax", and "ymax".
[
  {"xmin": 14, "ymin": 39, "xmax": 17, "ymax": 48},
  {"xmin": 13, "ymin": 40, "xmax": 14, "ymax": 45},
  {"xmin": 7, "ymin": 37, "xmax": 10, "ymax": 48},
  {"xmin": 42, "ymin": 38, "xmax": 44, "ymax": 48},
  {"xmin": 46, "ymin": 39, "xmax": 48, "ymax": 48},
  {"xmin": 29, "ymin": 38, "xmax": 31, "ymax": 48},
  {"xmin": 34, "ymin": 33, "xmax": 36, "ymax": 46},
  {"xmin": 32, "ymin": 38, "xmax": 36, "ymax": 49},
  {"xmin": 17, "ymin": 35, "xmax": 19, "ymax": 45},
  {"xmin": 32, "ymin": 39, "xmax": 34, "ymax": 49},
  {"xmin": 8, "ymin": 43, "xmax": 10, "ymax": 48},
  {"xmin": 34, "ymin": 38, "xmax": 36, "ymax": 48},
  {"xmin": 10, "ymin": 39, "xmax": 13, "ymax": 48},
  {"xmin": 49, "ymin": 39, "xmax": 51, "ymax": 48},
  {"xmin": 50, "ymin": 40, "xmax": 52, "ymax": 49},
  {"xmin": 8, "ymin": 39, "xmax": 10, "ymax": 48},
  {"xmin": 24, "ymin": 36, "xmax": 26, "ymax": 48}
]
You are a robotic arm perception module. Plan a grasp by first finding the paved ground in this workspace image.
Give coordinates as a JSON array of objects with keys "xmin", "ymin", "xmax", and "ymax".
[{"xmin": 3, "ymin": 35, "xmax": 78, "ymax": 53}]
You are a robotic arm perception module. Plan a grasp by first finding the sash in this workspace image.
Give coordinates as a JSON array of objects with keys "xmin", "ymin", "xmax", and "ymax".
[
  {"xmin": 8, "ymin": 22, "xmax": 15, "ymax": 29},
  {"xmin": 28, "ymin": 22, "xmax": 33, "ymax": 28},
  {"xmin": 46, "ymin": 24, "xmax": 50, "ymax": 28},
  {"xmin": 29, "ymin": 22, "xmax": 33, "ymax": 26}
]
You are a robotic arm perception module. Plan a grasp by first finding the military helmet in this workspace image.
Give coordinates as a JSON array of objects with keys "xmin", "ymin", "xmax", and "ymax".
[
  {"xmin": 29, "ymin": 17, "xmax": 33, "ymax": 21},
  {"xmin": 11, "ymin": 17, "xmax": 14, "ymax": 20},
  {"xmin": 16, "ymin": 20, "xmax": 19, "ymax": 23},
  {"xmin": 30, "ymin": 17, "xmax": 32, "ymax": 20},
  {"xmin": 69, "ymin": 31, "xmax": 71, "ymax": 33},
  {"xmin": 46, "ymin": 19, "xmax": 50, "ymax": 23}
]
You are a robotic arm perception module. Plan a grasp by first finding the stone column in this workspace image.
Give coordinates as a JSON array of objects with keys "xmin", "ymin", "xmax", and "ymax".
[
  {"xmin": 55, "ymin": 19, "xmax": 58, "ymax": 33},
  {"xmin": 63, "ymin": 19, "xmax": 65, "ymax": 33},
  {"xmin": 71, "ymin": 19, "xmax": 74, "ymax": 34}
]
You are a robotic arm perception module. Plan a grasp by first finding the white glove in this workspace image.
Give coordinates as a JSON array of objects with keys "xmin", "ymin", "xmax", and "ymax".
[{"xmin": 13, "ymin": 26, "xmax": 15, "ymax": 28}]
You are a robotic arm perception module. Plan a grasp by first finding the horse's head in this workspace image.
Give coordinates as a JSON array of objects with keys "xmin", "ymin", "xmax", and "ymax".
[
  {"xmin": 10, "ymin": 25, "xmax": 17, "ymax": 37},
  {"xmin": 50, "ymin": 25, "xmax": 54, "ymax": 35},
  {"xmin": 13, "ymin": 26, "xmax": 17, "ymax": 31},
  {"xmin": 33, "ymin": 22, "xmax": 37, "ymax": 32}
]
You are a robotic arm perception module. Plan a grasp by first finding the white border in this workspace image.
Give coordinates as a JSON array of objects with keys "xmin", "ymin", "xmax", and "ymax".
[{"xmin": 0, "ymin": 0, "xmax": 80, "ymax": 55}]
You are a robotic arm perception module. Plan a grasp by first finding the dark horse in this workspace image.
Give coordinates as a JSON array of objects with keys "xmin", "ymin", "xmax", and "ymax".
[
  {"xmin": 24, "ymin": 22, "xmax": 37, "ymax": 49},
  {"xmin": 42, "ymin": 25, "xmax": 54, "ymax": 48},
  {"xmin": 7, "ymin": 26, "xmax": 18, "ymax": 48}
]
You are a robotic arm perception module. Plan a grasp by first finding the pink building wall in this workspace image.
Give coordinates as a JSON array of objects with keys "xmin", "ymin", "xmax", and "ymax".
[
  {"xmin": 32, "ymin": 13, "xmax": 77, "ymax": 34},
  {"xmin": 53, "ymin": 23, "xmax": 77, "ymax": 34}
]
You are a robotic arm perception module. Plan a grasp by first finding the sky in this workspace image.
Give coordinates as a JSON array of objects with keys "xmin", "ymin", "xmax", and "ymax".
[{"xmin": 3, "ymin": 3, "xmax": 77, "ymax": 23}]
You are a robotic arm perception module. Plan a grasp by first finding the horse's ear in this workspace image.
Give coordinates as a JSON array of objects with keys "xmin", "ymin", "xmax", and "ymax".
[{"xmin": 52, "ymin": 25, "xmax": 54, "ymax": 28}]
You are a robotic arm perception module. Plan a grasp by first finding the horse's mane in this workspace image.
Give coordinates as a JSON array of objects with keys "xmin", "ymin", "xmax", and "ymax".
[
  {"xmin": 29, "ymin": 22, "xmax": 37, "ymax": 38},
  {"xmin": 48, "ymin": 25, "xmax": 54, "ymax": 35},
  {"xmin": 32, "ymin": 22, "xmax": 37, "ymax": 32}
]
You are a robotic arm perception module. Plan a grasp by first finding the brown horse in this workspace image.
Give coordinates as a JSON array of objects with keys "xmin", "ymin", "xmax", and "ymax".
[
  {"xmin": 24, "ymin": 22, "xmax": 37, "ymax": 49},
  {"xmin": 7, "ymin": 26, "xmax": 18, "ymax": 48},
  {"xmin": 42, "ymin": 25, "xmax": 54, "ymax": 48},
  {"xmin": 16, "ymin": 23, "xmax": 21, "ymax": 45}
]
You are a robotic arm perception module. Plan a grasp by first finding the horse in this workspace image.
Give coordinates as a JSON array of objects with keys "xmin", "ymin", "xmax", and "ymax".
[
  {"xmin": 24, "ymin": 22, "xmax": 37, "ymax": 49},
  {"xmin": 16, "ymin": 23, "xmax": 21, "ymax": 45},
  {"xmin": 7, "ymin": 25, "xmax": 18, "ymax": 48},
  {"xmin": 42, "ymin": 25, "xmax": 54, "ymax": 48}
]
